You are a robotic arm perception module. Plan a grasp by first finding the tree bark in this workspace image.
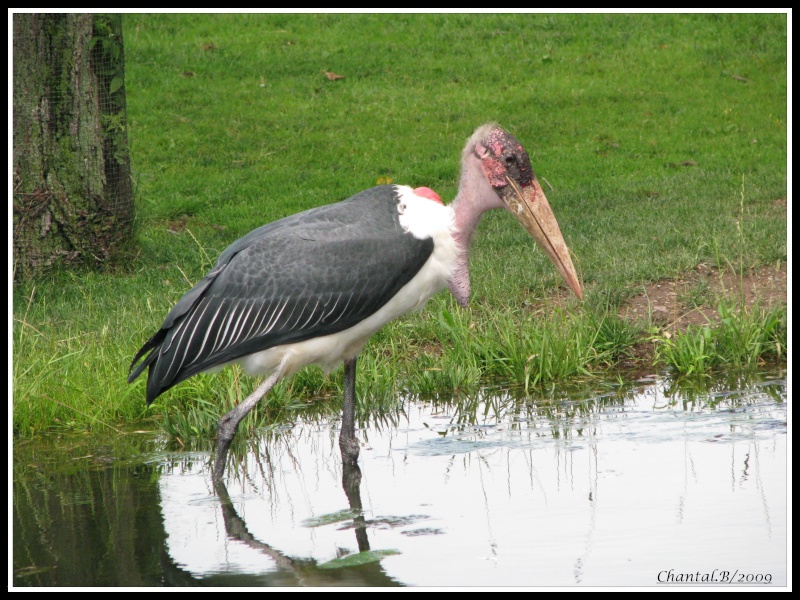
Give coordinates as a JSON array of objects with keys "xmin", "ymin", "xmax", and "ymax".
[{"xmin": 12, "ymin": 13, "xmax": 134, "ymax": 280}]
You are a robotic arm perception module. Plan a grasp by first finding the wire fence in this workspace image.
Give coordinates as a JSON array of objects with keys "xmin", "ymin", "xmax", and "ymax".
[{"xmin": 12, "ymin": 13, "xmax": 134, "ymax": 280}]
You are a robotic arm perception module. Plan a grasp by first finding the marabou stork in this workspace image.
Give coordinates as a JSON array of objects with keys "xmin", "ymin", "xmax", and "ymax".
[{"xmin": 128, "ymin": 124, "xmax": 583, "ymax": 481}]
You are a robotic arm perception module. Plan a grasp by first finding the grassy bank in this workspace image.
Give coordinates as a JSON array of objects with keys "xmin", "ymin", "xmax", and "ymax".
[{"xmin": 12, "ymin": 13, "xmax": 787, "ymax": 440}]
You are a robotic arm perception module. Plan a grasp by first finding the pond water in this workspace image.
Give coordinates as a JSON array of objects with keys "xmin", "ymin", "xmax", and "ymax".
[{"xmin": 12, "ymin": 368, "xmax": 788, "ymax": 588}]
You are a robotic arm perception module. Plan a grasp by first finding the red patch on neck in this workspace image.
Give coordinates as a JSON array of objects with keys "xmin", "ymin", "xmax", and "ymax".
[{"xmin": 414, "ymin": 186, "xmax": 442, "ymax": 204}]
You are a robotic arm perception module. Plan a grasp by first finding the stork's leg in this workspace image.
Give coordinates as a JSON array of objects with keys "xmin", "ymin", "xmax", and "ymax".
[
  {"xmin": 339, "ymin": 356, "xmax": 360, "ymax": 466},
  {"xmin": 214, "ymin": 371, "xmax": 281, "ymax": 482}
]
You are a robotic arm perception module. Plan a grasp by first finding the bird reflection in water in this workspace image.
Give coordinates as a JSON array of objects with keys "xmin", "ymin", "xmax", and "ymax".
[{"xmin": 212, "ymin": 462, "xmax": 398, "ymax": 586}]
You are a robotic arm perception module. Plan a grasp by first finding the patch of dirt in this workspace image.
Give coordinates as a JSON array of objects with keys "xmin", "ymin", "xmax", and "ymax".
[
  {"xmin": 619, "ymin": 263, "xmax": 787, "ymax": 331},
  {"xmin": 616, "ymin": 262, "xmax": 787, "ymax": 368}
]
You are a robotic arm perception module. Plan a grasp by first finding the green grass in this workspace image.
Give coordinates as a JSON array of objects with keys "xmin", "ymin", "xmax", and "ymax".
[
  {"xmin": 12, "ymin": 13, "xmax": 787, "ymax": 442},
  {"xmin": 653, "ymin": 301, "xmax": 787, "ymax": 376}
]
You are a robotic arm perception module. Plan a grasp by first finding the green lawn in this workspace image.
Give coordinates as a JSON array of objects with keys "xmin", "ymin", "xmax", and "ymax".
[{"xmin": 12, "ymin": 13, "xmax": 787, "ymax": 440}]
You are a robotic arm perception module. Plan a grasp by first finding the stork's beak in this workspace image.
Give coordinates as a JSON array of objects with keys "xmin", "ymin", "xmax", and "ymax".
[{"xmin": 501, "ymin": 177, "xmax": 583, "ymax": 300}]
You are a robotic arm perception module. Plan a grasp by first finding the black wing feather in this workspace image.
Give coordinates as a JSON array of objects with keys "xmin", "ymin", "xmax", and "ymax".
[{"xmin": 128, "ymin": 186, "xmax": 434, "ymax": 404}]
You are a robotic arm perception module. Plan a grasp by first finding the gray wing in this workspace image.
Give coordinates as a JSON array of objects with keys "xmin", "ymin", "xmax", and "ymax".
[{"xmin": 128, "ymin": 185, "xmax": 434, "ymax": 403}]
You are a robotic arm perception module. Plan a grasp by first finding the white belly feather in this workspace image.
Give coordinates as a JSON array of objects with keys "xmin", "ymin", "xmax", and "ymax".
[{"xmin": 236, "ymin": 186, "xmax": 458, "ymax": 378}]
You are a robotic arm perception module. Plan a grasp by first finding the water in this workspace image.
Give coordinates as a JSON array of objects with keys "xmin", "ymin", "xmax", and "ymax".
[{"xmin": 12, "ymin": 369, "xmax": 788, "ymax": 588}]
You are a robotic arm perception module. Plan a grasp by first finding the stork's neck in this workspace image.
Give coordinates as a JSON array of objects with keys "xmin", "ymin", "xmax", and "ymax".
[{"xmin": 447, "ymin": 154, "xmax": 505, "ymax": 307}]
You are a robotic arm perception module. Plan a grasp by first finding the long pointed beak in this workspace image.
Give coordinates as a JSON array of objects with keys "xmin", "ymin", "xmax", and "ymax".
[{"xmin": 501, "ymin": 177, "xmax": 583, "ymax": 300}]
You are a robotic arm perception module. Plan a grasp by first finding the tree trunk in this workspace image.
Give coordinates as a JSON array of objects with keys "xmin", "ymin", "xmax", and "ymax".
[{"xmin": 12, "ymin": 13, "xmax": 134, "ymax": 281}]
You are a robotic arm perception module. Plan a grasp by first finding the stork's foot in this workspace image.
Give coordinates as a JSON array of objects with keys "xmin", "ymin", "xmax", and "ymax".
[
  {"xmin": 213, "ymin": 414, "xmax": 237, "ymax": 482},
  {"xmin": 339, "ymin": 435, "xmax": 360, "ymax": 466},
  {"xmin": 211, "ymin": 371, "xmax": 282, "ymax": 482},
  {"xmin": 339, "ymin": 356, "xmax": 360, "ymax": 466}
]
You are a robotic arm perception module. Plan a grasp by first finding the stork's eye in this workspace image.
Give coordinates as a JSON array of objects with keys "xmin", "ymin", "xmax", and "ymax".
[{"xmin": 504, "ymin": 155, "xmax": 517, "ymax": 165}]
